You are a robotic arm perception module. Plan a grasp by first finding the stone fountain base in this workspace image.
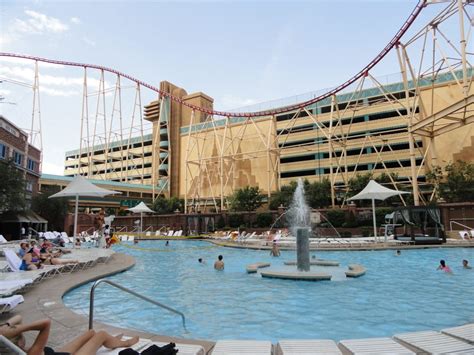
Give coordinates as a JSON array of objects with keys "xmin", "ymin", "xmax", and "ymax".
[{"xmin": 260, "ymin": 269, "xmax": 332, "ymax": 281}]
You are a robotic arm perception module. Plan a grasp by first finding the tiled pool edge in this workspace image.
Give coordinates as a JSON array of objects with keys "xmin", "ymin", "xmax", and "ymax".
[{"xmin": 1, "ymin": 252, "xmax": 215, "ymax": 353}]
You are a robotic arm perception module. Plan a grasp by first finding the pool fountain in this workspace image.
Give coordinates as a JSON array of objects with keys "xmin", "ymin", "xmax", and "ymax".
[{"xmin": 257, "ymin": 179, "xmax": 364, "ymax": 281}]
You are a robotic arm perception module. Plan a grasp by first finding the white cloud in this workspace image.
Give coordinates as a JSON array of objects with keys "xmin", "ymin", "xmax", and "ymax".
[
  {"xmin": 41, "ymin": 87, "xmax": 80, "ymax": 97},
  {"xmin": 26, "ymin": 10, "xmax": 68, "ymax": 33},
  {"xmin": 0, "ymin": 65, "xmax": 111, "ymax": 97},
  {"xmin": 82, "ymin": 37, "xmax": 96, "ymax": 47},
  {"xmin": 70, "ymin": 17, "xmax": 81, "ymax": 25},
  {"xmin": 1, "ymin": 10, "xmax": 69, "ymax": 45},
  {"xmin": 0, "ymin": 89, "xmax": 12, "ymax": 96}
]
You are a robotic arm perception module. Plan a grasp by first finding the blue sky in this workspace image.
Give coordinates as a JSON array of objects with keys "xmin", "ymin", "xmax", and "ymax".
[{"xmin": 0, "ymin": 1, "xmax": 446, "ymax": 174}]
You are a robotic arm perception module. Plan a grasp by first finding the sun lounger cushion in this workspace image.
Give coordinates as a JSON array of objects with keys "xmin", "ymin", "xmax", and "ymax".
[
  {"xmin": 4, "ymin": 249, "xmax": 21, "ymax": 272},
  {"xmin": 276, "ymin": 339, "xmax": 342, "ymax": 354},
  {"xmin": 394, "ymin": 330, "xmax": 474, "ymax": 354},
  {"xmin": 0, "ymin": 294, "xmax": 24, "ymax": 313},
  {"xmin": 211, "ymin": 340, "xmax": 272, "ymax": 354},
  {"xmin": 339, "ymin": 337, "xmax": 415, "ymax": 354}
]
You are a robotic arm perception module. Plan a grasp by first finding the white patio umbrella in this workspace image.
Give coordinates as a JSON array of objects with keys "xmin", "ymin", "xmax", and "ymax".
[
  {"xmin": 128, "ymin": 201, "xmax": 154, "ymax": 234},
  {"xmin": 347, "ymin": 180, "xmax": 410, "ymax": 242},
  {"xmin": 49, "ymin": 175, "xmax": 119, "ymax": 239}
]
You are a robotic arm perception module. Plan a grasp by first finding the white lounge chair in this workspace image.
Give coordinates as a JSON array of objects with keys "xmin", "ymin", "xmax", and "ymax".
[
  {"xmin": 0, "ymin": 235, "xmax": 7, "ymax": 243},
  {"xmin": 0, "ymin": 279, "xmax": 33, "ymax": 296},
  {"xmin": 211, "ymin": 340, "xmax": 272, "ymax": 354},
  {"xmin": 339, "ymin": 337, "xmax": 415, "ymax": 354},
  {"xmin": 276, "ymin": 339, "xmax": 342, "ymax": 354},
  {"xmin": 394, "ymin": 330, "xmax": 474, "ymax": 354},
  {"xmin": 167, "ymin": 230, "xmax": 174, "ymax": 237},
  {"xmin": 97, "ymin": 337, "xmax": 205, "ymax": 355},
  {"xmin": 459, "ymin": 231, "xmax": 470, "ymax": 240},
  {"xmin": 0, "ymin": 335, "xmax": 27, "ymax": 355},
  {"xmin": 4, "ymin": 249, "xmax": 64, "ymax": 278},
  {"xmin": 0, "ymin": 294, "xmax": 24, "ymax": 314},
  {"xmin": 442, "ymin": 323, "xmax": 474, "ymax": 344},
  {"xmin": 145, "ymin": 231, "xmax": 151, "ymax": 237}
]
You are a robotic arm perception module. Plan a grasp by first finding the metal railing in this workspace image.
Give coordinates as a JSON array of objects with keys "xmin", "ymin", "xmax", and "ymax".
[
  {"xmin": 449, "ymin": 219, "xmax": 474, "ymax": 231},
  {"xmin": 89, "ymin": 279, "xmax": 187, "ymax": 331}
]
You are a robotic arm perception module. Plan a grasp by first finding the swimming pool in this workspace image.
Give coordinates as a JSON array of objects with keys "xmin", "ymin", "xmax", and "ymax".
[{"xmin": 63, "ymin": 241, "xmax": 474, "ymax": 342}]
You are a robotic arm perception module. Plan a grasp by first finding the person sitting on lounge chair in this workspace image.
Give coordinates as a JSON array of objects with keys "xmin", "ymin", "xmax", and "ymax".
[
  {"xmin": 0, "ymin": 317, "xmax": 139, "ymax": 355},
  {"xmin": 20, "ymin": 248, "xmax": 42, "ymax": 271},
  {"xmin": 18, "ymin": 242, "xmax": 30, "ymax": 258},
  {"xmin": 39, "ymin": 247, "xmax": 78, "ymax": 265}
]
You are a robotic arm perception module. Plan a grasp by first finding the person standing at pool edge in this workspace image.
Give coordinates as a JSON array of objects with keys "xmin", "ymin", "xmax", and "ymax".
[{"xmin": 214, "ymin": 255, "xmax": 224, "ymax": 270}]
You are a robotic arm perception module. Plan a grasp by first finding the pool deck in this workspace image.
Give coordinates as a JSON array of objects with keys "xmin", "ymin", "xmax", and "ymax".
[{"xmin": 0, "ymin": 252, "xmax": 214, "ymax": 353}]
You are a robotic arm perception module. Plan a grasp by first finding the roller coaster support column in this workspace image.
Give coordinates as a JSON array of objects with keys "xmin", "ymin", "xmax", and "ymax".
[
  {"xmin": 458, "ymin": 0, "xmax": 469, "ymax": 98},
  {"xmin": 396, "ymin": 44, "xmax": 420, "ymax": 206}
]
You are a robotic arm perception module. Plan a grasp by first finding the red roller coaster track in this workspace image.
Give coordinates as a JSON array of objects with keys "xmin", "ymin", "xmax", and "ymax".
[{"xmin": 0, "ymin": 1, "xmax": 426, "ymax": 118}]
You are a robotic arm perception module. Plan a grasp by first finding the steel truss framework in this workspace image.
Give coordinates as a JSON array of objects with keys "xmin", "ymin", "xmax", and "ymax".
[{"xmin": 0, "ymin": 0, "xmax": 472, "ymax": 209}]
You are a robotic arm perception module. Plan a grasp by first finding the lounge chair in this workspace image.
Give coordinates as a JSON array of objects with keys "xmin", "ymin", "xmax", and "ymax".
[
  {"xmin": 0, "ymin": 235, "xmax": 7, "ymax": 243},
  {"xmin": 167, "ymin": 230, "xmax": 174, "ymax": 237},
  {"xmin": 0, "ymin": 278, "xmax": 36, "ymax": 296},
  {"xmin": 442, "ymin": 324, "xmax": 474, "ymax": 344},
  {"xmin": 211, "ymin": 340, "xmax": 272, "ymax": 354},
  {"xmin": 0, "ymin": 334, "xmax": 27, "ymax": 355},
  {"xmin": 4, "ymin": 249, "xmax": 66, "ymax": 278},
  {"xmin": 97, "ymin": 337, "xmax": 205, "ymax": 355},
  {"xmin": 145, "ymin": 231, "xmax": 151, "ymax": 237},
  {"xmin": 0, "ymin": 294, "xmax": 24, "ymax": 314},
  {"xmin": 276, "ymin": 339, "xmax": 342, "ymax": 354},
  {"xmin": 459, "ymin": 231, "xmax": 469, "ymax": 240},
  {"xmin": 394, "ymin": 330, "xmax": 474, "ymax": 354},
  {"xmin": 339, "ymin": 337, "xmax": 415, "ymax": 354}
]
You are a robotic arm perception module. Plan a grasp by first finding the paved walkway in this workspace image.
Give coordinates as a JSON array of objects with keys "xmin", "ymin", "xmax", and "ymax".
[{"xmin": 0, "ymin": 252, "xmax": 214, "ymax": 353}]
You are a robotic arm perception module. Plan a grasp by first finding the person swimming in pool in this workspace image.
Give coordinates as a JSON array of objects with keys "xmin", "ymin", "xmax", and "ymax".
[
  {"xmin": 214, "ymin": 255, "xmax": 224, "ymax": 270},
  {"xmin": 462, "ymin": 259, "xmax": 472, "ymax": 269},
  {"xmin": 437, "ymin": 259, "xmax": 453, "ymax": 274}
]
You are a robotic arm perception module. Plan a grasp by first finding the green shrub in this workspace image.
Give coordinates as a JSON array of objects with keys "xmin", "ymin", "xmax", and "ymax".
[
  {"xmin": 326, "ymin": 209, "xmax": 345, "ymax": 228},
  {"xmin": 342, "ymin": 211, "xmax": 358, "ymax": 228},
  {"xmin": 228, "ymin": 214, "xmax": 244, "ymax": 228},
  {"xmin": 376, "ymin": 207, "xmax": 393, "ymax": 224},
  {"xmin": 255, "ymin": 212, "xmax": 273, "ymax": 228}
]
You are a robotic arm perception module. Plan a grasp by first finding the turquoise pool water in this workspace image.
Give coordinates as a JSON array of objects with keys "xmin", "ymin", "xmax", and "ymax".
[{"xmin": 63, "ymin": 241, "xmax": 474, "ymax": 342}]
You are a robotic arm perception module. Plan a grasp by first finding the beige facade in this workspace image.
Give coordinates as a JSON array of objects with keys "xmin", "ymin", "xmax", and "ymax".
[{"xmin": 65, "ymin": 71, "xmax": 473, "ymax": 207}]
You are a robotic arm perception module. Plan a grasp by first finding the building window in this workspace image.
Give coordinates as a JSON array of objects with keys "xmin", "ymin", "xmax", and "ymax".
[
  {"xmin": 0, "ymin": 143, "xmax": 6, "ymax": 159},
  {"xmin": 13, "ymin": 151, "xmax": 23, "ymax": 166},
  {"xmin": 27, "ymin": 158, "xmax": 36, "ymax": 171}
]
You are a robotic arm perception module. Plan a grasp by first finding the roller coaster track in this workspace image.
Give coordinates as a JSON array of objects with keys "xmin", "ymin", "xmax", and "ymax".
[{"xmin": 0, "ymin": 0, "xmax": 426, "ymax": 117}]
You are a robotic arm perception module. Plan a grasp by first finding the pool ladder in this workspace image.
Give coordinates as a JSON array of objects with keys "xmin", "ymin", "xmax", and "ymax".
[{"xmin": 89, "ymin": 279, "xmax": 187, "ymax": 331}]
